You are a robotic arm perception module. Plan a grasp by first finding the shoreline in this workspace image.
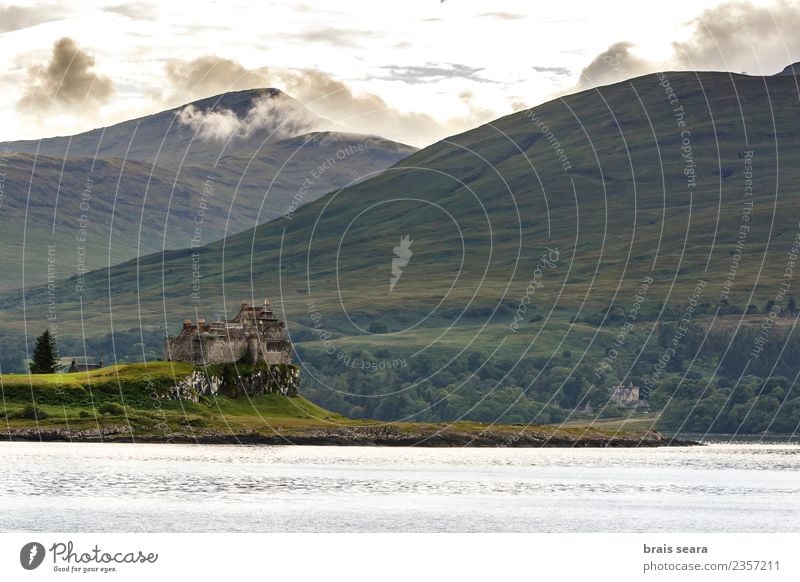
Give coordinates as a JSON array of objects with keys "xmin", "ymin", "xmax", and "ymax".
[
  {"xmin": 1, "ymin": 426, "xmax": 700, "ymax": 447},
  {"xmin": 0, "ymin": 365, "xmax": 701, "ymax": 448}
]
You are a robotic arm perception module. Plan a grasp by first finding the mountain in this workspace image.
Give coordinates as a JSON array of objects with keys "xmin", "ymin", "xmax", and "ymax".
[
  {"xmin": 3, "ymin": 70, "xmax": 800, "ymax": 432},
  {"xmin": 5, "ymin": 88, "xmax": 326, "ymax": 163},
  {"xmin": 774, "ymin": 62, "xmax": 800, "ymax": 75},
  {"xmin": 0, "ymin": 89, "xmax": 416, "ymax": 289},
  {"xmin": 29, "ymin": 69, "xmax": 798, "ymax": 320}
]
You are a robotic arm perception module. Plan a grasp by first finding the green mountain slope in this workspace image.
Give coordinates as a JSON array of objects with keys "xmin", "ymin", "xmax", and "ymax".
[{"xmin": 3, "ymin": 70, "xmax": 800, "ymax": 433}]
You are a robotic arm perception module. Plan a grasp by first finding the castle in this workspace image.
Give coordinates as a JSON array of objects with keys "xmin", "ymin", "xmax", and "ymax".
[{"xmin": 165, "ymin": 298, "xmax": 293, "ymax": 366}]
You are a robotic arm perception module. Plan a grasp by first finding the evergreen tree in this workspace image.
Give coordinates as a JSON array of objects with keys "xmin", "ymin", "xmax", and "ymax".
[{"xmin": 30, "ymin": 330, "xmax": 59, "ymax": 374}]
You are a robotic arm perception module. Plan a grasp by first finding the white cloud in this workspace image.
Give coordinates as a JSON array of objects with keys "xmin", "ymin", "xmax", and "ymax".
[
  {"xmin": 176, "ymin": 90, "xmax": 326, "ymax": 142},
  {"xmin": 0, "ymin": 0, "xmax": 798, "ymax": 146},
  {"xmin": 18, "ymin": 36, "xmax": 114, "ymax": 114},
  {"xmin": 575, "ymin": 0, "xmax": 800, "ymax": 91}
]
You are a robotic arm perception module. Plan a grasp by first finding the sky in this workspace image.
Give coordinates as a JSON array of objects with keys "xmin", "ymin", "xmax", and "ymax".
[{"xmin": 1, "ymin": 0, "xmax": 798, "ymax": 147}]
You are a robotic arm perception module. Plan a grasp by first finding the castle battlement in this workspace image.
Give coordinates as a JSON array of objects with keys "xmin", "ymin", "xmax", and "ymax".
[{"xmin": 165, "ymin": 298, "xmax": 293, "ymax": 366}]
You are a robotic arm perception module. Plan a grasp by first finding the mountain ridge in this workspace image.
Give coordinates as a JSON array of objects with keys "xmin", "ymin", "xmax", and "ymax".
[
  {"xmin": 0, "ymin": 89, "xmax": 417, "ymax": 290},
  {"xmin": 775, "ymin": 62, "xmax": 800, "ymax": 76},
  {"xmin": 2, "ymin": 88, "xmax": 329, "ymax": 162}
]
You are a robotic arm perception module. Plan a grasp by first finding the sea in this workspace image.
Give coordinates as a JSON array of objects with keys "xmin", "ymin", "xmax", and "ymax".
[{"xmin": 1, "ymin": 442, "xmax": 798, "ymax": 532}]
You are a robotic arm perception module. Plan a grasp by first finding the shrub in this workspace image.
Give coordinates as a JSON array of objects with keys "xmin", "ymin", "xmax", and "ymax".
[
  {"xmin": 368, "ymin": 321, "xmax": 388, "ymax": 334},
  {"xmin": 17, "ymin": 403, "xmax": 48, "ymax": 420},
  {"xmin": 78, "ymin": 410, "xmax": 91, "ymax": 418},
  {"xmin": 98, "ymin": 402, "xmax": 125, "ymax": 416}
]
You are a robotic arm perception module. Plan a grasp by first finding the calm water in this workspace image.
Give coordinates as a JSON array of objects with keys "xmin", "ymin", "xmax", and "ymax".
[{"xmin": 1, "ymin": 442, "xmax": 798, "ymax": 532}]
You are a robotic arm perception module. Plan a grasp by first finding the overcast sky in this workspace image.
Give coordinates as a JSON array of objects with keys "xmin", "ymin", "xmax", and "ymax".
[{"xmin": 1, "ymin": 0, "xmax": 798, "ymax": 147}]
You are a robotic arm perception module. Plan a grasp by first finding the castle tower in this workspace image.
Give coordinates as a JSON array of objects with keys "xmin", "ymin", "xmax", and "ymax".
[{"xmin": 247, "ymin": 333, "xmax": 260, "ymax": 365}]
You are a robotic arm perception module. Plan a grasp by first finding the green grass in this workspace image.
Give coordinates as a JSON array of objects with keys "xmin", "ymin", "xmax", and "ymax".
[
  {"xmin": 0, "ymin": 362, "xmax": 354, "ymax": 435},
  {"xmin": 561, "ymin": 413, "xmax": 659, "ymax": 432},
  {"xmin": 0, "ymin": 362, "xmax": 657, "ymax": 441},
  {"xmin": 6, "ymin": 361, "xmax": 194, "ymax": 387}
]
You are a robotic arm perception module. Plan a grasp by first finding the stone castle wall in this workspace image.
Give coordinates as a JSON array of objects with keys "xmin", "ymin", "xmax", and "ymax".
[
  {"xmin": 165, "ymin": 337, "xmax": 249, "ymax": 365},
  {"xmin": 165, "ymin": 337, "xmax": 291, "ymax": 366}
]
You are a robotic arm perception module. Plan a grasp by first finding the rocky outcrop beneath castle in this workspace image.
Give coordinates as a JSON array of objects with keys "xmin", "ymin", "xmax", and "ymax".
[
  {"xmin": 166, "ymin": 370, "xmax": 222, "ymax": 401},
  {"xmin": 162, "ymin": 364, "xmax": 300, "ymax": 402}
]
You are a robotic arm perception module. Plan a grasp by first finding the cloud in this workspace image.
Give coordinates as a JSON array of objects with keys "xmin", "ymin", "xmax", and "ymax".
[
  {"xmin": 177, "ymin": 105, "xmax": 242, "ymax": 141},
  {"xmin": 290, "ymin": 28, "xmax": 381, "ymax": 48},
  {"xmin": 672, "ymin": 0, "xmax": 800, "ymax": 74},
  {"xmin": 576, "ymin": 0, "xmax": 800, "ymax": 90},
  {"xmin": 479, "ymin": 12, "xmax": 525, "ymax": 20},
  {"xmin": 18, "ymin": 37, "xmax": 114, "ymax": 114},
  {"xmin": 577, "ymin": 41, "xmax": 654, "ymax": 89},
  {"xmin": 531, "ymin": 65, "xmax": 571, "ymax": 76},
  {"xmin": 160, "ymin": 55, "xmax": 500, "ymax": 146},
  {"xmin": 457, "ymin": 89, "xmax": 496, "ymax": 121},
  {"xmin": 164, "ymin": 55, "xmax": 270, "ymax": 106},
  {"xmin": 287, "ymin": 3, "xmax": 314, "ymax": 12},
  {"xmin": 104, "ymin": 2, "xmax": 158, "ymax": 20},
  {"xmin": 276, "ymin": 67, "xmax": 445, "ymax": 141},
  {"xmin": 378, "ymin": 63, "xmax": 495, "ymax": 84},
  {"xmin": 0, "ymin": 4, "xmax": 67, "ymax": 33},
  {"xmin": 176, "ymin": 91, "xmax": 325, "ymax": 142}
]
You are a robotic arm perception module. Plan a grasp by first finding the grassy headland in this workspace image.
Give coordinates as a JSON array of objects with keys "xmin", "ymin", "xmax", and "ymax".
[{"xmin": 0, "ymin": 363, "xmax": 690, "ymax": 446}]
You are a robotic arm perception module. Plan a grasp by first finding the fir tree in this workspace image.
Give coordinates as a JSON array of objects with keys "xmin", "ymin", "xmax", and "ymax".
[{"xmin": 30, "ymin": 330, "xmax": 59, "ymax": 374}]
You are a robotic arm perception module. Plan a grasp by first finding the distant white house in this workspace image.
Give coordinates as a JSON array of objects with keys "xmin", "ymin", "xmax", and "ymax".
[{"xmin": 610, "ymin": 382, "xmax": 645, "ymax": 408}]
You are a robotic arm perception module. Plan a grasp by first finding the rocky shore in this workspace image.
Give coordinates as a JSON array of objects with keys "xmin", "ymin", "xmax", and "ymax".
[{"xmin": 2, "ymin": 425, "xmax": 699, "ymax": 447}]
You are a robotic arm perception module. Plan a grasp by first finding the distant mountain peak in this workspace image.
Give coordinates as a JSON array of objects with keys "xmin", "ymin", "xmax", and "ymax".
[
  {"xmin": 173, "ymin": 88, "xmax": 289, "ymax": 117},
  {"xmin": 774, "ymin": 62, "xmax": 800, "ymax": 76},
  {"xmin": 173, "ymin": 87, "xmax": 331, "ymax": 142}
]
